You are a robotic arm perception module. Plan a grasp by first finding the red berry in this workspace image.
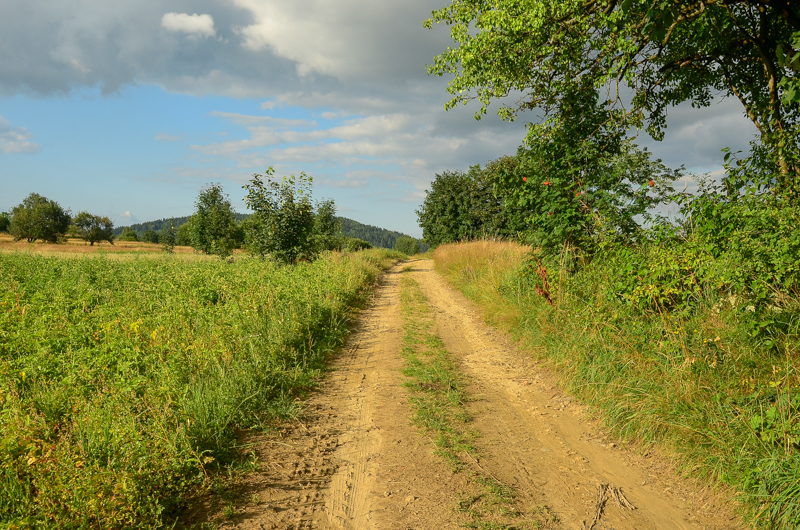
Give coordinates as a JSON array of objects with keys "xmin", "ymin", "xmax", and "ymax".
[
  {"xmin": 648, "ymin": 179, "xmax": 655, "ymax": 186},
  {"xmin": 523, "ymin": 176, "xmax": 527, "ymax": 182},
  {"xmin": 548, "ymin": 212, "xmax": 553, "ymax": 216},
  {"xmin": 543, "ymin": 181, "xmax": 550, "ymax": 186}
]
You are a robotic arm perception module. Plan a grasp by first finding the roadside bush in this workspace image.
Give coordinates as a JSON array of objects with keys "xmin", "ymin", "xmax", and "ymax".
[
  {"xmin": 394, "ymin": 235, "xmax": 420, "ymax": 255},
  {"xmin": 0, "ymin": 212, "xmax": 9, "ymax": 232},
  {"xmin": 340, "ymin": 237, "xmax": 372, "ymax": 251}
]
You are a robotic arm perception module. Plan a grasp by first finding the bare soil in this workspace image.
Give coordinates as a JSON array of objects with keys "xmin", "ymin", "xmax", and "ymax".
[{"xmin": 195, "ymin": 259, "xmax": 747, "ymax": 530}]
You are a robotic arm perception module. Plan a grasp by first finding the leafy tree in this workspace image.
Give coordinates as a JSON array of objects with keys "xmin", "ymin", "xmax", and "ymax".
[
  {"xmin": 118, "ymin": 227, "xmax": 139, "ymax": 242},
  {"xmin": 417, "ymin": 159, "xmax": 528, "ymax": 247},
  {"xmin": 243, "ymin": 168, "xmax": 317, "ymax": 264},
  {"xmin": 186, "ymin": 183, "xmax": 240, "ymax": 258},
  {"xmin": 426, "ymin": 0, "xmax": 800, "ymax": 192},
  {"xmin": 142, "ymin": 229, "xmax": 160, "ymax": 244},
  {"xmin": 394, "ymin": 236, "xmax": 421, "ymax": 255},
  {"xmin": 175, "ymin": 221, "xmax": 192, "ymax": 246},
  {"xmin": 498, "ymin": 139, "xmax": 682, "ymax": 253},
  {"xmin": 313, "ymin": 199, "xmax": 342, "ymax": 253},
  {"xmin": 0, "ymin": 212, "xmax": 9, "ymax": 232},
  {"xmin": 9, "ymin": 193, "xmax": 71, "ymax": 243},
  {"xmin": 72, "ymin": 212, "xmax": 115, "ymax": 246}
]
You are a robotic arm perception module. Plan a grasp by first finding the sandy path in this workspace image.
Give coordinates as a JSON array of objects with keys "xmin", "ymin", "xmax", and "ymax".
[{"xmin": 206, "ymin": 260, "xmax": 744, "ymax": 530}]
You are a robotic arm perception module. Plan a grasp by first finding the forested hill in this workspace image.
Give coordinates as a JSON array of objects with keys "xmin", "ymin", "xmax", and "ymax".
[
  {"xmin": 112, "ymin": 214, "xmax": 247, "ymax": 235},
  {"xmin": 337, "ymin": 217, "xmax": 410, "ymax": 249},
  {"xmin": 114, "ymin": 214, "xmax": 418, "ymax": 250}
]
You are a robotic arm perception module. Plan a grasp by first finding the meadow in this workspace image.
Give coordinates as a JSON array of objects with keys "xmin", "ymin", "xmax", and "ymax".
[
  {"xmin": 434, "ymin": 240, "xmax": 800, "ymax": 529},
  {"xmin": 0, "ymin": 247, "xmax": 399, "ymax": 528}
]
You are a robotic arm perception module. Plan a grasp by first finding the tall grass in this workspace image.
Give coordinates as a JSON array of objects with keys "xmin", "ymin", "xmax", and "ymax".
[
  {"xmin": 434, "ymin": 240, "xmax": 800, "ymax": 529},
  {"xmin": 0, "ymin": 249, "xmax": 399, "ymax": 528}
]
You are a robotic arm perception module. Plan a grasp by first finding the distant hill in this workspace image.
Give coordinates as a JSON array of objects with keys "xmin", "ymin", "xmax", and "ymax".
[
  {"xmin": 112, "ymin": 214, "xmax": 247, "ymax": 236},
  {"xmin": 115, "ymin": 214, "xmax": 426, "ymax": 251}
]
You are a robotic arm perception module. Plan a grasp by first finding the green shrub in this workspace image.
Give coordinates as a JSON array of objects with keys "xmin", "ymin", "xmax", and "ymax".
[
  {"xmin": 394, "ymin": 236, "xmax": 420, "ymax": 255},
  {"xmin": 340, "ymin": 237, "xmax": 372, "ymax": 251},
  {"xmin": 118, "ymin": 227, "xmax": 139, "ymax": 241}
]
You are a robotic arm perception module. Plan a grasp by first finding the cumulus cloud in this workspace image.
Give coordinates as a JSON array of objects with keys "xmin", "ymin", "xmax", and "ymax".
[
  {"xmin": 189, "ymin": 107, "xmax": 523, "ymax": 198},
  {"xmin": 161, "ymin": 12, "xmax": 216, "ymax": 39},
  {"xmin": 0, "ymin": 116, "xmax": 40, "ymax": 154}
]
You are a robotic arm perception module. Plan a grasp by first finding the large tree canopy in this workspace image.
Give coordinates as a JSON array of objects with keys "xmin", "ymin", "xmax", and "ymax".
[{"xmin": 426, "ymin": 0, "xmax": 800, "ymax": 187}]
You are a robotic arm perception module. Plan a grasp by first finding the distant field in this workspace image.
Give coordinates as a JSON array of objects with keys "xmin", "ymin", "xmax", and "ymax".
[
  {"xmin": 0, "ymin": 248, "xmax": 399, "ymax": 528},
  {"xmin": 0, "ymin": 233, "xmax": 201, "ymax": 255}
]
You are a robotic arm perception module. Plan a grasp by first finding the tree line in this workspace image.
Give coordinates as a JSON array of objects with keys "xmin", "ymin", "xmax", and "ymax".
[{"xmin": 2, "ymin": 167, "xmax": 425, "ymax": 261}]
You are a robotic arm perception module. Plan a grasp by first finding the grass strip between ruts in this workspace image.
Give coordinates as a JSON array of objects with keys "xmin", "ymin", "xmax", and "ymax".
[{"xmin": 398, "ymin": 268, "xmax": 559, "ymax": 530}]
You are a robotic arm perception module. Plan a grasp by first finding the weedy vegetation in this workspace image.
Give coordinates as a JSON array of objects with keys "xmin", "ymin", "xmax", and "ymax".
[
  {"xmin": 0, "ymin": 248, "xmax": 399, "ymax": 528},
  {"xmin": 434, "ymin": 236, "xmax": 800, "ymax": 529}
]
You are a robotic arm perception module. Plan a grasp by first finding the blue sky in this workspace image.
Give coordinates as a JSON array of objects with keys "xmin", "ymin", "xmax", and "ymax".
[{"xmin": 0, "ymin": 0, "xmax": 758, "ymax": 237}]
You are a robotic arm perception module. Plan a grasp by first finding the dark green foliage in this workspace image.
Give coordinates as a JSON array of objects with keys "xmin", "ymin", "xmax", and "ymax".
[
  {"xmin": 8, "ymin": 193, "xmax": 71, "ymax": 243},
  {"xmin": 417, "ymin": 159, "xmax": 529, "ymax": 247},
  {"xmin": 118, "ymin": 227, "xmax": 139, "ymax": 242},
  {"xmin": 394, "ymin": 236, "xmax": 420, "ymax": 255},
  {"xmin": 141, "ymin": 229, "xmax": 160, "ymax": 244},
  {"xmin": 337, "ymin": 217, "xmax": 409, "ymax": 249},
  {"xmin": 243, "ymin": 168, "xmax": 317, "ymax": 264},
  {"xmin": 313, "ymin": 199, "xmax": 341, "ymax": 253},
  {"xmin": 0, "ymin": 212, "xmax": 9, "ymax": 232},
  {"xmin": 72, "ymin": 211, "xmax": 114, "ymax": 246},
  {"xmin": 340, "ymin": 237, "xmax": 372, "ymax": 251},
  {"xmin": 502, "ymin": 139, "xmax": 681, "ymax": 254},
  {"xmin": 187, "ymin": 183, "xmax": 240, "ymax": 258}
]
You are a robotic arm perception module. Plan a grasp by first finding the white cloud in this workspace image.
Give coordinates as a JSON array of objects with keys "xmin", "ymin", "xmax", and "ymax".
[
  {"xmin": 120, "ymin": 210, "xmax": 132, "ymax": 220},
  {"xmin": 154, "ymin": 132, "xmax": 181, "ymax": 142},
  {"xmin": 0, "ymin": 116, "xmax": 40, "ymax": 154},
  {"xmin": 161, "ymin": 13, "xmax": 216, "ymax": 39}
]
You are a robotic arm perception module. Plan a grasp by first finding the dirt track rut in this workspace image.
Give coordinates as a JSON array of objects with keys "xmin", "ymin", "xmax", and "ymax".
[{"xmin": 211, "ymin": 259, "xmax": 744, "ymax": 530}]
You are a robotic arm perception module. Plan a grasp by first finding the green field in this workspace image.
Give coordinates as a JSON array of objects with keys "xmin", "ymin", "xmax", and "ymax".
[{"xmin": 0, "ymin": 249, "xmax": 399, "ymax": 528}]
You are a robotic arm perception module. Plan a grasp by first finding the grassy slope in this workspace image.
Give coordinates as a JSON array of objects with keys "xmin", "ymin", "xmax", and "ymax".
[
  {"xmin": 433, "ymin": 241, "xmax": 800, "ymax": 530},
  {"xmin": 0, "ymin": 249, "xmax": 399, "ymax": 528}
]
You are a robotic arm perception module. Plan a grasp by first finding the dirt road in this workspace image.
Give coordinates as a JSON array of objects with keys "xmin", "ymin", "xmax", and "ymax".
[{"xmin": 207, "ymin": 259, "xmax": 745, "ymax": 530}]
